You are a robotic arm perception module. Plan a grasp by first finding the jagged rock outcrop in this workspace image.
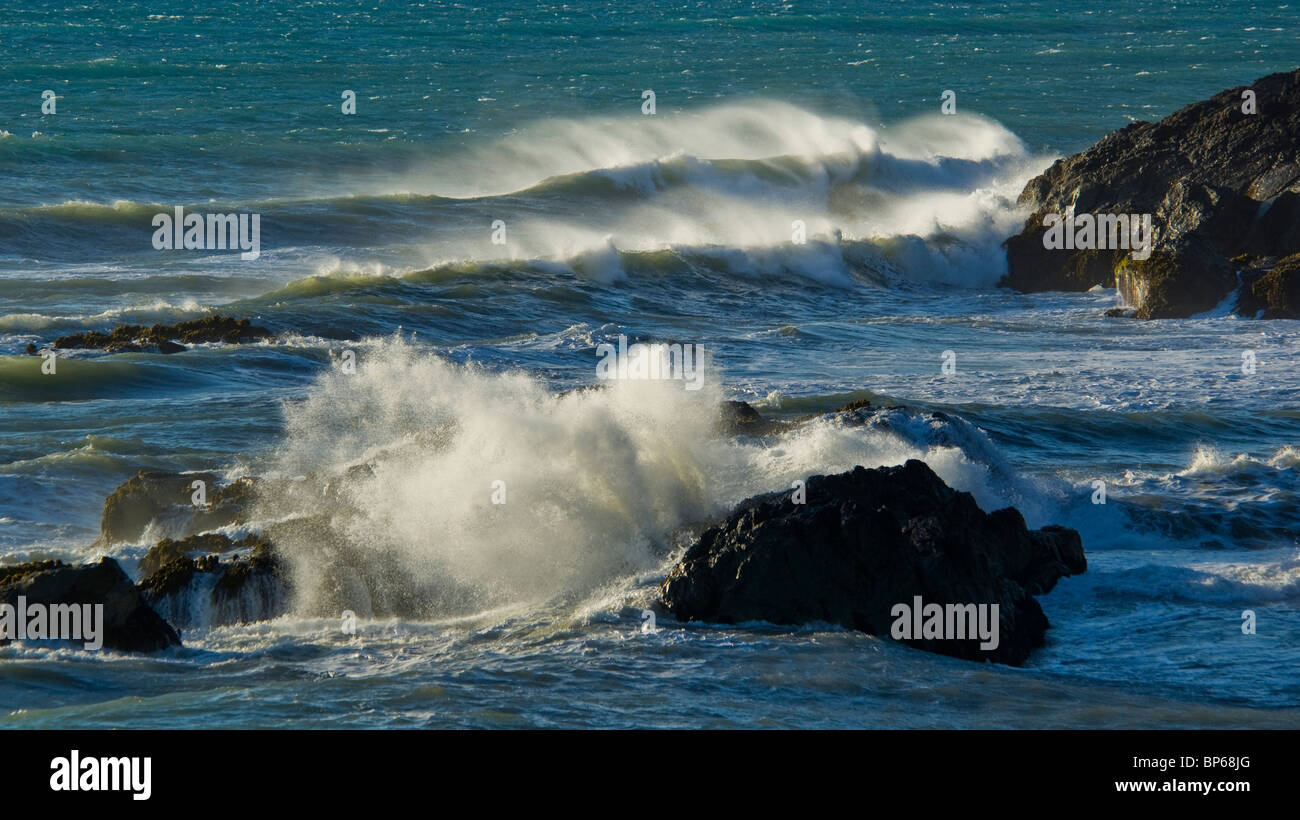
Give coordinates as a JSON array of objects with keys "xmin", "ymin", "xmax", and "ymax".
[
  {"xmin": 659, "ymin": 460, "xmax": 1086, "ymax": 665},
  {"xmin": 98, "ymin": 470, "xmax": 255, "ymax": 545},
  {"xmin": 1002, "ymin": 68, "xmax": 1300, "ymax": 318},
  {"xmin": 0, "ymin": 558, "xmax": 180, "ymax": 652},
  {"xmin": 1235, "ymin": 252, "xmax": 1300, "ymax": 318},
  {"xmin": 137, "ymin": 532, "xmax": 289, "ymax": 629}
]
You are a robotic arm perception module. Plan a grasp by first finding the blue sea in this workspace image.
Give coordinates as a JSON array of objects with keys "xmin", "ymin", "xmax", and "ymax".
[{"xmin": 1, "ymin": 0, "xmax": 1298, "ymax": 728}]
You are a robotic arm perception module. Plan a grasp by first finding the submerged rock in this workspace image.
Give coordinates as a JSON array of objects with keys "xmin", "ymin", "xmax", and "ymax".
[
  {"xmin": 98, "ymin": 470, "xmax": 255, "ymax": 546},
  {"xmin": 1001, "ymin": 68, "xmax": 1300, "ymax": 318},
  {"xmin": 0, "ymin": 558, "xmax": 180, "ymax": 652},
  {"xmin": 833, "ymin": 398, "xmax": 874, "ymax": 413},
  {"xmin": 714, "ymin": 400, "xmax": 791, "ymax": 436},
  {"xmin": 52, "ymin": 315, "xmax": 273, "ymax": 353},
  {"xmin": 715, "ymin": 396, "xmax": 893, "ymax": 438},
  {"xmin": 659, "ymin": 460, "xmax": 1086, "ymax": 666}
]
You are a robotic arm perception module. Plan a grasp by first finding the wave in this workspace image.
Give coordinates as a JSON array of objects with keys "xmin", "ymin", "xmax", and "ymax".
[
  {"xmin": 1177, "ymin": 444, "xmax": 1300, "ymax": 477},
  {"xmin": 380, "ymin": 107, "xmax": 1044, "ymax": 288},
  {"xmin": 0, "ymin": 351, "xmax": 244, "ymax": 403},
  {"xmin": 0, "ymin": 435, "xmax": 160, "ymax": 475},
  {"xmin": 363, "ymin": 100, "xmax": 1032, "ymax": 199},
  {"xmin": 248, "ymin": 337, "xmax": 1058, "ymax": 620},
  {"xmin": 0, "ymin": 199, "xmax": 166, "ymax": 222},
  {"xmin": 1053, "ymin": 553, "xmax": 1300, "ymax": 607},
  {"xmin": 253, "ymin": 238, "xmax": 874, "ymax": 299},
  {"xmin": 1072, "ymin": 441, "xmax": 1300, "ymax": 550},
  {"xmin": 1, "ymin": 101, "xmax": 1054, "ymax": 290},
  {"xmin": 0, "ymin": 273, "xmax": 272, "ymax": 304},
  {"xmin": 0, "ymin": 299, "xmax": 211, "ymax": 335}
]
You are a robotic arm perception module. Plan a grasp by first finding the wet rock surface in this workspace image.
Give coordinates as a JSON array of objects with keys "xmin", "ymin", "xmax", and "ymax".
[
  {"xmin": 138, "ymin": 532, "xmax": 289, "ymax": 629},
  {"xmin": 1235, "ymin": 252, "xmax": 1300, "ymax": 318},
  {"xmin": 98, "ymin": 470, "xmax": 255, "ymax": 546},
  {"xmin": 51, "ymin": 315, "xmax": 273, "ymax": 353},
  {"xmin": 0, "ymin": 558, "xmax": 181, "ymax": 652},
  {"xmin": 660, "ymin": 460, "xmax": 1086, "ymax": 666}
]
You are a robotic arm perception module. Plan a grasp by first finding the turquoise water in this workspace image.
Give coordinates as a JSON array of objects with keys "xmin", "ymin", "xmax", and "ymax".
[{"xmin": 1, "ymin": 0, "xmax": 1298, "ymax": 728}]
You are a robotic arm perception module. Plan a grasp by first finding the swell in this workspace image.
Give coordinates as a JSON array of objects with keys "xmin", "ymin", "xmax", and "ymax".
[
  {"xmin": 0, "ymin": 103, "xmax": 1048, "ymax": 291},
  {"xmin": 0, "ymin": 346, "xmax": 323, "ymax": 404}
]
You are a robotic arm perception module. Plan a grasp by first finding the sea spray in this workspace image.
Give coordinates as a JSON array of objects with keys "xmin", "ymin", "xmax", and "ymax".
[
  {"xmin": 252, "ymin": 338, "xmax": 1050, "ymax": 619},
  {"xmin": 379, "ymin": 106, "xmax": 1050, "ymax": 290}
]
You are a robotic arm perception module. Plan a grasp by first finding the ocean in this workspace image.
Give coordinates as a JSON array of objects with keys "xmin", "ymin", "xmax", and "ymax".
[{"xmin": 1, "ymin": 0, "xmax": 1297, "ymax": 728}]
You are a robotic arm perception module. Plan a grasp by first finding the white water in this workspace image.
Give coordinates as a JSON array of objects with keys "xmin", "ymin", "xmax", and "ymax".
[{"xmin": 254, "ymin": 337, "xmax": 1054, "ymax": 617}]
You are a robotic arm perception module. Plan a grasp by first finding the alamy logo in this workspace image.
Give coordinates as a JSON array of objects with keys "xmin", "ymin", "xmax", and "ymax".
[
  {"xmin": 50, "ymin": 750, "xmax": 151, "ymax": 801},
  {"xmin": 151, "ymin": 206, "xmax": 261, "ymax": 260},
  {"xmin": 1041, "ymin": 207, "xmax": 1153, "ymax": 260},
  {"xmin": 0, "ymin": 598, "xmax": 103, "ymax": 650},
  {"xmin": 890, "ymin": 596, "xmax": 999, "ymax": 651},
  {"xmin": 595, "ymin": 334, "xmax": 705, "ymax": 390}
]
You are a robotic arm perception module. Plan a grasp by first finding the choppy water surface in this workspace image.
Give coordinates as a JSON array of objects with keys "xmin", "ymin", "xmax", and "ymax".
[{"xmin": 1, "ymin": 0, "xmax": 1297, "ymax": 728}]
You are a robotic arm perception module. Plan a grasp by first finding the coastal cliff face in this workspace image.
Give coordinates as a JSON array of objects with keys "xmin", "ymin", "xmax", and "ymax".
[{"xmin": 1001, "ymin": 68, "xmax": 1300, "ymax": 318}]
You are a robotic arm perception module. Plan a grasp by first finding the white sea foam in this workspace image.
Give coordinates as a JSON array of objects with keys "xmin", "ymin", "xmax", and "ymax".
[
  {"xmin": 332, "ymin": 101, "xmax": 1057, "ymax": 289},
  {"xmin": 1178, "ymin": 444, "xmax": 1300, "ymax": 477},
  {"xmin": 255, "ymin": 338, "xmax": 1050, "ymax": 617}
]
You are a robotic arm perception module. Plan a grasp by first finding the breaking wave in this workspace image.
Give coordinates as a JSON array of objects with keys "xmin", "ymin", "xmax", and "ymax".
[{"xmin": 252, "ymin": 337, "xmax": 1055, "ymax": 618}]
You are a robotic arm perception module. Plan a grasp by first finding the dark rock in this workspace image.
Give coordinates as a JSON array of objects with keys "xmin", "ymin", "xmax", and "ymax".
[
  {"xmin": 1236, "ymin": 252, "xmax": 1300, "ymax": 318},
  {"xmin": 1001, "ymin": 68, "xmax": 1300, "ymax": 318},
  {"xmin": 659, "ymin": 460, "xmax": 1086, "ymax": 666},
  {"xmin": 0, "ymin": 560, "xmax": 68, "ymax": 587},
  {"xmin": 718, "ymin": 400, "xmax": 762, "ymax": 428},
  {"xmin": 0, "ymin": 557, "xmax": 180, "ymax": 652},
  {"xmin": 98, "ymin": 470, "xmax": 255, "ymax": 545},
  {"xmin": 171, "ymin": 315, "xmax": 273, "ymax": 345},
  {"xmin": 52, "ymin": 315, "xmax": 272, "ymax": 352},
  {"xmin": 138, "ymin": 532, "xmax": 245, "ymax": 578},
  {"xmin": 716, "ymin": 398, "xmax": 882, "ymax": 438},
  {"xmin": 23, "ymin": 343, "xmax": 38, "ymax": 356},
  {"xmin": 1114, "ymin": 240, "xmax": 1238, "ymax": 319},
  {"xmin": 139, "ymin": 551, "xmax": 220, "ymax": 600},
  {"xmin": 1001, "ymin": 237, "xmax": 1123, "ymax": 293},
  {"xmin": 1246, "ymin": 191, "xmax": 1300, "ymax": 256},
  {"xmin": 788, "ymin": 395, "xmax": 896, "ymax": 427},
  {"xmin": 138, "ymin": 532, "xmax": 289, "ymax": 628},
  {"xmin": 834, "ymin": 398, "xmax": 874, "ymax": 413},
  {"xmin": 1103, "ymin": 307, "xmax": 1136, "ymax": 318},
  {"xmin": 715, "ymin": 400, "xmax": 790, "ymax": 436}
]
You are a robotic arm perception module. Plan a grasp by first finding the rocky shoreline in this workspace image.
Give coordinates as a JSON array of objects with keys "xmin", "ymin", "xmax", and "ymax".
[{"xmin": 1001, "ymin": 67, "xmax": 1300, "ymax": 319}]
